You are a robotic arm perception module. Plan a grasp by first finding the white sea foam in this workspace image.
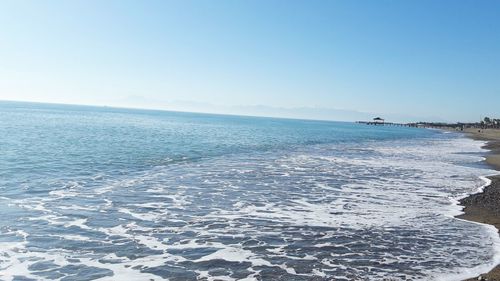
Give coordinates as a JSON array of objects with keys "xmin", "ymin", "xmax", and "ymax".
[
  {"xmin": 196, "ymin": 247, "xmax": 272, "ymax": 266},
  {"xmin": 1, "ymin": 131, "xmax": 500, "ymax": 280},
  {"xmin": 118, "ymin": 207, "xmax": 160, "ymax": 221}
]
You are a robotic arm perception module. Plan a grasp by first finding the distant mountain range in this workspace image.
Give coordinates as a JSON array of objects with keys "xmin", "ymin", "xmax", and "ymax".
[{"xmin": 109, "ymin": 96, "xmax": 447, "ymax": 123}]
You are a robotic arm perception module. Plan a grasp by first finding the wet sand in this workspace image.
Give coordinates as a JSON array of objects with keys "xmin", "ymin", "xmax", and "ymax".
[{"xmin": 457, "ymin": 129, "xmax": 500, "ymax": 281}]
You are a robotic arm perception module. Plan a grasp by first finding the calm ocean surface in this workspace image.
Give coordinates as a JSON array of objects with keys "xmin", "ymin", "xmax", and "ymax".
[{"xmin": 0, "ymin": 101, "xmax": 499, "ymax": 281}]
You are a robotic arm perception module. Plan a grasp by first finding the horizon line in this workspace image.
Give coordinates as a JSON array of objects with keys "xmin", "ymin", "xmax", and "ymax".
[
  {"xmin": 1, "ymin": 98, "xmax": 479, "ymax": 124},
  {"xmin": 0, "ymin": 99, "xmax": 364, "ymax": 124}
]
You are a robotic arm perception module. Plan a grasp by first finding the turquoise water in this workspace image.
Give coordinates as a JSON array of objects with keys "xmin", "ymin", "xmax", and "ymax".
[{"xmin": 0, "ymin": 101, "xmax": 498, "ymax": 280}]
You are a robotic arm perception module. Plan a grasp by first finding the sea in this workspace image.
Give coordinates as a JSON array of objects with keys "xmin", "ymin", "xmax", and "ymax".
[{"xmin": 0, "ymin": 101, "xmax": 499, "ymax": 281}]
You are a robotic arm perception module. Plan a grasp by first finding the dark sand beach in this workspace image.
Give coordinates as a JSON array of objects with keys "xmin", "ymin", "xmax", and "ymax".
[{"xmin": 459, "ymin": 129, "xmax": 500, "ymax": 280}]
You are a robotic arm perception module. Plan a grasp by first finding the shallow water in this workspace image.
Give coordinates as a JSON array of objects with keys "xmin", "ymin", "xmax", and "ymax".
[{"xmin": 0, "ymin": 101, "xmax": 498, "ymax": 280}]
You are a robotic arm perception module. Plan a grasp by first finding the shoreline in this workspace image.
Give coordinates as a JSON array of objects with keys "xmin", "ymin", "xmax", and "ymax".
[{"xmin": 456, "ymin": 128, "xmax": 500, "ymax": 280}]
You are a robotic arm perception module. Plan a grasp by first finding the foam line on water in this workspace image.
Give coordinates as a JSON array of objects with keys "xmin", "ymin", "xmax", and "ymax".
[{"xmin": 2, "ymin": 131, "xmax": 500, "ymax": 280}]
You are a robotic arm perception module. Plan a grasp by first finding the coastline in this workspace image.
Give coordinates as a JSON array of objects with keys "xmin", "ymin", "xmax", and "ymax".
[{"xmin": 456, "ymin": 129, "xmax": 500, "ymax": 280}]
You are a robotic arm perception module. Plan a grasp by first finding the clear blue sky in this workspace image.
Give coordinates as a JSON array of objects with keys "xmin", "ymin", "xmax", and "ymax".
[{"xmin": 0, "ymin": 0, "xmax": 499, "ymax": 122}]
